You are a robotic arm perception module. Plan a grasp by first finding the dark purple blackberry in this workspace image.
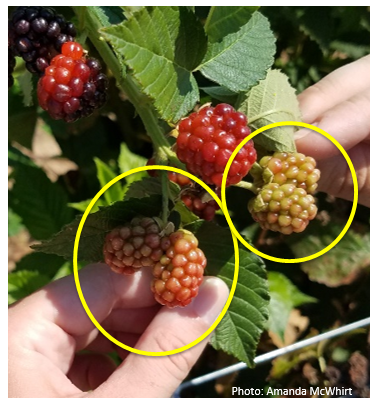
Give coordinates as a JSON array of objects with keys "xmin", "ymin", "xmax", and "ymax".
[{"xmin": 9, "ymin": 6, "xmax": 76, "ymax": 76}]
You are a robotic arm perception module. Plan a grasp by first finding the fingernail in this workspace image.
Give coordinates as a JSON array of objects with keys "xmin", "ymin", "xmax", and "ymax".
[
  {"xmin": 294, "ymin": 122, "xmax": 319, "ymax": 140},
  {"xmin": 191, "ymin": 277, "xmax": 229, "ymax": 326}
]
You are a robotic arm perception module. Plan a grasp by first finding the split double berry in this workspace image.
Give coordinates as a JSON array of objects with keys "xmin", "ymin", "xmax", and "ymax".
[
  {"xmin": 176, "ymin": 103, "xmax": 257, "ymax": 187},
  {"xmin": 37, "ymin": 41, "xmax": 108, "ymax": 122}
]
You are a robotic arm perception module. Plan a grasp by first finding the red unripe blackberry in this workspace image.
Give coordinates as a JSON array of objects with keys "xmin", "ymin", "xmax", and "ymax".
[
  {"xmin": 103, "ymin": 217, "xmax": 167, "ymax": 275},
  {"xmin": 8, "ymin": 6, "xmax": 76, "ymax": 75},
  {"xmin": 249, "ymin": 183, "xmax": 318, "ymax": 235},
  {"xmin": 176, "ymin": 104, "xmax": 257, "ymax": 187},
  {"xmin": 151, "ymin": 230, "xmax": 206, "ymax": 308},
  {"xmin": 257, "ymin": 152, "xmax": 321, "ymax": 194},
  {"xmin": 181, "ymin": 188, "xmax": 220, "ymax": 221},
  {"xmin": 37, "ymin": 42, "xmax": 108, "ymax": 122},
  {"xmin": 147, "ymin": 158, "xmax": 193, "ymax": 188}
]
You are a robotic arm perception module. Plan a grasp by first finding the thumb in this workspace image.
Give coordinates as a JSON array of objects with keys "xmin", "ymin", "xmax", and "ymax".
[{"xmin": 92, "ymin": 277, "xmax": 229, "ymax": 398}]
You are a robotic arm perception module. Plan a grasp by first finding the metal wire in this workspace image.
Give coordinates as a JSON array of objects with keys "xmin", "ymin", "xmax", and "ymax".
[{"xmin": 173, "ymin": 317, "xmax": 370, "ymax": 397}]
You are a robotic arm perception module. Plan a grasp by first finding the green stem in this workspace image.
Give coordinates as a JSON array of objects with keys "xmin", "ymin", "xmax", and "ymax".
[
  {"xmin": 161, "ymin": 171, "xmax": 169, "ymax": 225},
  {"xmin": 73, "ymin": 7, "xmax": 182, "ymax": 166},
  {"xmin": 233, "ymin": 180, "xmax": 259, "ymax": 194}
]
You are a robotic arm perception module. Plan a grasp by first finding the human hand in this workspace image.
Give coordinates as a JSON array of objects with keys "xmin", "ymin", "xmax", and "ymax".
[
  {"xmin": 294, "ymin": 55, "xmax": 370, "ymax": 207},
  {"xmin": 8, "ymin": 264, "xmax": 228, "ymax": 398}
]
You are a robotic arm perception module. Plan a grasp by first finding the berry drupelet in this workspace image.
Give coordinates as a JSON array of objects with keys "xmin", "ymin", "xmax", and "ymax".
[
  {"xmin": 9, "ymin": 6, "xmax": 76, "ymax": 75},
  {"xmin": 176, "ymin": 103, "xmax": 257, "ymax": 187},
  {"xmin": 37, "ymin": 41, "xmax": 108, "ymax": 122}
]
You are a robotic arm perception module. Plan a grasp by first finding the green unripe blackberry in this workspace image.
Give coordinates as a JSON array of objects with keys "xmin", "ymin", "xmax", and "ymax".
[
  {"xmin": 249, "ymin": 183, "xmax": 318, "ymax": 235},
  {"xmin": 253, "ymin": 152, "xmax": 320, "ymax": 194}
]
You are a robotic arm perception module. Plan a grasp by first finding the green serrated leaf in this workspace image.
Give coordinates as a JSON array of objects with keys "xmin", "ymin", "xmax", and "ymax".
[
  {"xmin": 268, "ymin": 272, "xmax": 316, "ymax": 341},
  {"xmin": 200, "ymin": 86, "xmax": 238, "ymax": 104},
  {"xmin": 14, "ymin": 252, "xmax": 66, "ymax": 278},
  {"xmin": 298, "ymin": 6, "xmax": 332, "ymax": 53},
  {"xmin": 83, "ymin": 6, "xmax": 125, "ymax": 26},
  {"xmin": 68, "ymin": 198, "xmax": 104, "ymax": 214},
  {"xmin": 238, "ymin": 69, "xmax": 300, "ymax": 152},
  {"xmin": 124, "ymin": 177, "xmax": 179, "ymax": 201},
  {"xmin": 8, "ymin": 270, "xmax": 51, "ymax": 304},
  {"xmin": 8, "ymin": 208, "xmax": 24, "ymax": 237},
  {"xmin": 121, "ymin": 6, "xmax": 144, "ymax": 19},
  {"xmin": 101, "ymin": 6, "xmax": 207, "ymax": 122},
  {"xmin": 9, "ymin": 164, "xmax": 73, "ymax": 241},
  {"xmin": 118, "ymin": 143, "xmax": 147, "ymax": 184},
  {"xmin": 173, "ymin": 201, "xmax": 199, "ymax": 224},
  {"xmin": 17, "ymin": 70, "xmax": 34, "ymax": 107},
  {"xmin": 205, "ymin": 6, "xmax": 259, "ymax": 42},
  {"xmin": 290, "ymin": 221, "xmax": 370, "ymax": 287},
  {"xmin": 32, "ymin": 196, "xmax": 163, "ymax": 262},
  {"xmin": 94, "ymin": 158, "xmax": 123, "ymax": 205},
  {"xmin": 187, "ymin": 221, "xmax": 269, "ymax": 367},
  {"xmin": 197, "ymin": 11, "xmax": 275, "ymax": 92}
]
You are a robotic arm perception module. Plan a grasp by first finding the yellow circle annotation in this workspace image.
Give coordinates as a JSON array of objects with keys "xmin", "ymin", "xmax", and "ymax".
[
  {"xmin": 73, "ymin": 165, "xmax": 239, "ymax": 356},
  {"xmin": 220, "ymin": 121, "xmax": 358, "ymax": 264}
]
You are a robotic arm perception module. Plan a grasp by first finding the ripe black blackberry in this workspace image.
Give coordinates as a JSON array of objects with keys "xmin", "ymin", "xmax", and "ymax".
[{"xmin": 9, "ymin": 6, "xmax": 76, "ymax": 75}]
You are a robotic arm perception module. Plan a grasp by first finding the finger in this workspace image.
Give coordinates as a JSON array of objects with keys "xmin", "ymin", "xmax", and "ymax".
[
  {"xmin": 316, "ymin": 142, "xmax": 370, "ymax": 207},
  {"xmin": 67, "ymin": 353, "xmax": 117, "ymax": 391},
  {"xmin": 295, "ymin": 89, "xmax": 370, "ymax": 159},
  {"xmin": 85, "ymin": 331, "xmax": 143, "ymax": 356},
  {"xmin": 91, "ymin": 277, "xmax": 229, "ymax": 398},
  {"xmin": 298, "ymin": 55, "xmax": 370, "ymax": 123},
  {"xmin": 9, "ymin": 264, "xmax": 156, "ymax": 375},
  {"xmin": 101, "ymin": 305, "xmax": 160, "ymax": 334}
]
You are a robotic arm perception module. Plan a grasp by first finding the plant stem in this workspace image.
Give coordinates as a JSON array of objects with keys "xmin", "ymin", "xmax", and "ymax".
[
  {"xmin": 161, "ymin": 171, "xmax": 169, "ymax": 225},
  {"xmin": 73, "ymin": 7, "xmax": 184, "ymax": 168},
  {"xmin": 233, "ymin": 180, "xmax": 259, "ymax": 194}
]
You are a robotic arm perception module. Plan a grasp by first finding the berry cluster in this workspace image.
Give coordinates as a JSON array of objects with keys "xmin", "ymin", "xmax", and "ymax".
[
  {"xmin": 37, "ymin": 41, "xmax": 108, "ymax": 122},
  {"xmin": 8, "ymin": 6, "xmax": 76, "ymax": 75},
  {"xmin": 257, "ymin": 152, "xmax": 320, "ymax": 194},
  {"xmin": 104, "ymin": 219, "xmax": 206, "ymax": 308},
  {"xmin": 249, "ymin": 183, "xmax": 318, "ymax": 235},
  {"xmin": 151, "ymin": 230, "xmax": 206, "ymax": 308},
  {"xmin": 181, "ymin": 188, "xmax": 220, "ymax": 221},
  {"xmin": 176, "ymin": 103, "xmax": 257, "ymax": 187}
]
